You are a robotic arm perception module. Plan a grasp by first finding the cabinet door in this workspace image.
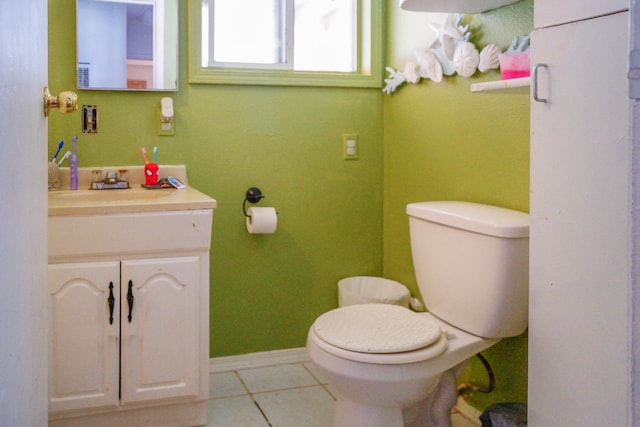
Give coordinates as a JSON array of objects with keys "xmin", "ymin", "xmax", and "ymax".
[
  {"xmin": 48, "ymin": 262, "xmax": 120, "ymax": 413},
  {"xmin": 535, "ymin": 0, "xmax": 628, "ymax": 29},
  {"xmin": 120, "ymin": 256, "xmax": 200, "ymax": 403},
  {"xmin": 529, "ymin": 13, "xmax": 630, "ymax": 426}
]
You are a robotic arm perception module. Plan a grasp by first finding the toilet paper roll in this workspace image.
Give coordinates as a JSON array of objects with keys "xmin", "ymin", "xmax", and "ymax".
[{"xmin": 246, "ymin": 207, "xmax": 278, "ymax": 234}]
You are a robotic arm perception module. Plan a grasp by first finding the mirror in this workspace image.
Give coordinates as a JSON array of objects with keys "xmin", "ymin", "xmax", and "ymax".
[{"xmin": 77, "ymin": 0, "xmax": 178, "ymax": 91}]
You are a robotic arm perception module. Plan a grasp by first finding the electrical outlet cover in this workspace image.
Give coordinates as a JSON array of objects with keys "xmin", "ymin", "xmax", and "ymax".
[{"xmin": 343, "ymin": 133, "xmax": 358, "ymax": 160}]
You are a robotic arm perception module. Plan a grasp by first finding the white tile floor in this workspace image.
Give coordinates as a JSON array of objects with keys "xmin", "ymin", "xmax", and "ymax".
[{"xmin": 207, "ymin": 361, "xmax": 480, "ymax": 427}]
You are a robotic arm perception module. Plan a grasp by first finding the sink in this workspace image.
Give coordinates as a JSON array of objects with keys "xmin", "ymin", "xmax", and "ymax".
[{"xmin": 48, "ymin": 165, "xmax": 216, "ymax": 216}]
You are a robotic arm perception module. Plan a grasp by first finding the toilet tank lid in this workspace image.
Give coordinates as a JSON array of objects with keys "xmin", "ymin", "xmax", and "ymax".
[{"xmin": 406, "ymin": 201, "xmax": 529, "ymax": 238}]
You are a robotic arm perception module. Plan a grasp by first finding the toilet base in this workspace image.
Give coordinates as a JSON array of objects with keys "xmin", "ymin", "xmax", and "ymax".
[
  {"xmin": 331, "ymin": 370, "xmax": 459, "ymax": 427},
  {"xmin": 333, "ymin": 397, "xmax": 404, "ymax": 427}
]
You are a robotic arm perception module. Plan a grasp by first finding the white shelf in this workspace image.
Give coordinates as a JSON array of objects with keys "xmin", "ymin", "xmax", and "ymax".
[{"xmin": 470, "ymin": 77, "xmax": 530, "ymax": 93}]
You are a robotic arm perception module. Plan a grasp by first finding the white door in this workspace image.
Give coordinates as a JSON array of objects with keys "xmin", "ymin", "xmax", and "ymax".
[
  {"xmin": 529, "ymin": 11, "xmax": 630, "ymax": 426},
  {"xmin": 631, "ymin": 2, "xmax": 640, "ymax": 425},
  {"xmin": 120, "ymin": 257, "xmax": 200, "ymax": 403},
  {"xmin": 48, "ymin": 262, "xmax": 120, "ymax": 413},
  {"xmin": 0, "ymin": 1, "xmax": 49, "ymax": 426}
]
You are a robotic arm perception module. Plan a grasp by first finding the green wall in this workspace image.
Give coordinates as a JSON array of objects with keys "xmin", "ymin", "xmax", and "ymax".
[
  {"xmin": 383, "ymin": 0, "xmax": 533, "ymax": 409},
  {"xmin": 48, "ymin": 0, "xmax": 384, "ymax": 357}
]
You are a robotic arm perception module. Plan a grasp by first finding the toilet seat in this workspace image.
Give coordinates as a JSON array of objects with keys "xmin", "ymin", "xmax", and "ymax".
[{"xmin": 311, "ymin": 304, "xmax": 448, "ymax": 364}]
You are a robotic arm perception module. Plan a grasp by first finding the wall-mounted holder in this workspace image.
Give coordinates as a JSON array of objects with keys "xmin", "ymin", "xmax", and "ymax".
[
  {"xmin": 158, "ymin": 97, "xmax": 174, "ymax": 136},
  {"xmin": 243, "ymin": 187, "xmax": 279, "ymax": 234},
  {"xmin": 243, "ymin": 187, "xmax": 265, "ymax": 217}
]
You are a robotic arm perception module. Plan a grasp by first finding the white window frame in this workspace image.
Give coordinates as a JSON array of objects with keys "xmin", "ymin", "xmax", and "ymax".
[
  {"xmin": 188, "ymin": 0, "xmax": 384, "ymax": 88},
  {"xmin": 205, "ymin": 0, "xmax": 294, "ymax": 70}
]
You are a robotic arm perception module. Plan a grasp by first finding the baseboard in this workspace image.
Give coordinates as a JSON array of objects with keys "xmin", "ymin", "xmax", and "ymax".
[{"xmin": 210, "ymin": 347, "xmax": 310, "ymax": 373}]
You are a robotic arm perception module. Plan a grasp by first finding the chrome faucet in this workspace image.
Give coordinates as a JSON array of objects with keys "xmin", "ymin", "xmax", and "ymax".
[{"xmin": 90, "ymin": 169, "xmax": 130, "ymax": 190}]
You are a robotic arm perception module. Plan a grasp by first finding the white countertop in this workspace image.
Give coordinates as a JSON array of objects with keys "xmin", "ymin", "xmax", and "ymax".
[{"xmin": 48, "ymin": 165, "xmax": 217, "ymax": 216}]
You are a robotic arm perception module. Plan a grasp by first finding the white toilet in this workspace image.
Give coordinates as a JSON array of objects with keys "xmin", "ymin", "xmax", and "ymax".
[{"xmin": 306, "ymin": 201, "xmax": 529, "ymax": 427}]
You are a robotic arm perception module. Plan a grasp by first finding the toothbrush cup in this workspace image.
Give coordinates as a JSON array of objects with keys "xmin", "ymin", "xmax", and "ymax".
[
  {"xmin": 144, "ymin": 162, "xmax": 159, "ymax": 186},
  {"xmin": 48, "ymin": 162, "xmax": 60, "ymax": 190}
]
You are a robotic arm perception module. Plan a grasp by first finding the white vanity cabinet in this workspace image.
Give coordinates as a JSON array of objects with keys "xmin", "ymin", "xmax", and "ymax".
[
  {"xmin": 120, "ymin": 256, "xmax": 201, "ymax": 404},
  {"xmin": 47, "ymin": 174, "xmax": 215, "ymax": 427},
  {"xmin": 49, "ymin": 256, "xmax": 201, "ymax": 413},
  {"xmin": 48, "ymin": 261, "xmax": 120, "ymax": 413}
]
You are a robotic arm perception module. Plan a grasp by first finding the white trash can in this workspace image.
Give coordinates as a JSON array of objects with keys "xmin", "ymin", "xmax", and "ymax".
[{"xmin": 338, "ymin": 276, "xmax": 411, "ymax": 308}]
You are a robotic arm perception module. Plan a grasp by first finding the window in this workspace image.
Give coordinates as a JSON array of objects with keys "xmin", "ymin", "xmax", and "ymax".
[
  {"xmin": 206, "ymin": 0, "xmax": 293, "ymax": 68},
  {"xmin": 188, "ymin": 0, "xmax": 384, "ymax": 87}
]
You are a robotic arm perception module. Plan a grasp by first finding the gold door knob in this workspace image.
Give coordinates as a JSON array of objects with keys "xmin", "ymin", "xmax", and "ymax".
[{"xmin": 43, "ymin": 87, "xmax": 78, "ymax": 117}]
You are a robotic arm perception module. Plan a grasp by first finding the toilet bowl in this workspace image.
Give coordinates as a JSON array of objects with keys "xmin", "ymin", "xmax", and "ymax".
[
  {"xmin": 306, "ymin": 201, "xmax": 529, "ymax": 427},
  {"xmin": 306, "ymin": 304, "xmax": 498, "ymax": 427}
]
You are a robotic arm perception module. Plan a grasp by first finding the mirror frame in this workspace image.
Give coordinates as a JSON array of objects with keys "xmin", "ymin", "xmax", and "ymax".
[{"xmin": 76, "ymin": 0, "xmax": 179, "ymax": 91}]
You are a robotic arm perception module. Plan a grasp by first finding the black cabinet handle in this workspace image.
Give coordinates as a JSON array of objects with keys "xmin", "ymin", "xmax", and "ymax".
[
  {"xmin": 127, "ymin": 280, "xmax": 134, "ymax": 322},
  {"xmin": 108, "ymin": 282, "xmax": 115, "ymax": 325}
]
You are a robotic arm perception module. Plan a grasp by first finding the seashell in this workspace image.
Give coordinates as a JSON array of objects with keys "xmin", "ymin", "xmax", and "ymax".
[
  {"xmin": 478, "ymin": 43, "xmax": 502, "ymax": 72},
  {"xmin": 428, "ymin": 20, "xmax": 465, "ymax": 61},
  {"xmin": 403, "ymin": 62, "xmax": 421, "ymax": 84},
  {"xmin": 452, "ymin": 42, "xmax": 479, "ymax": 78},
  {"xmin": 431, "ymin": 47, "xmax": 456, "ymax": 76},
  {"xmin": 417, "ymin": 50, "xmax": 443, "ymax": 83}
]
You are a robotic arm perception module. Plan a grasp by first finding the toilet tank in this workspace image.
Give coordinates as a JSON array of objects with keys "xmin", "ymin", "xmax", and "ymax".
[{"xmin": 406, "ymin": 201, "xmax": 529, "ymax": 338}]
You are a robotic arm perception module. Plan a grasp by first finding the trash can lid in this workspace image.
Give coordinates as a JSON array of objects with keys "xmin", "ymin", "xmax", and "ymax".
[{"xmin": 312, "ymin": 304, "xmax": 442, "ymax": 354}]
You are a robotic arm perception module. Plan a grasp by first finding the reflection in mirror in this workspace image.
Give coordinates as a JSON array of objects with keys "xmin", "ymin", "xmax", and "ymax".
[{"xmin": 77, "ymin": 0, "xmax": 178, "ymax": 91}]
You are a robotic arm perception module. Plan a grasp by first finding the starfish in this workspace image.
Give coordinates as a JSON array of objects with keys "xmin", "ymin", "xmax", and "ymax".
[{"xmin": 428, "ymin": 14, "xmax": 465, "ymax": 60}]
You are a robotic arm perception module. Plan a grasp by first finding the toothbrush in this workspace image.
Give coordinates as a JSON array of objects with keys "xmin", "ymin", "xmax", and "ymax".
[
  {"xmin": 70, "ymin": 136, "xmax": 78, "ymax": 190},
  {"xmin": 152, "ymin": 146, "xmax": 159, "ymax": 163},
  {"xmin": 141, "ymin": 147, "xmax": 149, "ymax": 164},
  {"xmin": 51, "ymin": 140, "xmax": 64, "ymax": 162},
  {"xmin": 56, "ymin": 150, "xmax": 71, "ymax": 166}
]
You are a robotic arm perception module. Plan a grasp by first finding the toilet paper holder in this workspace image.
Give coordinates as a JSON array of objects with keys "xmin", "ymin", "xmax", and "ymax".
[{"xmin": 243, "ymin": 187, "xmax": 265, "ymax": 217}]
